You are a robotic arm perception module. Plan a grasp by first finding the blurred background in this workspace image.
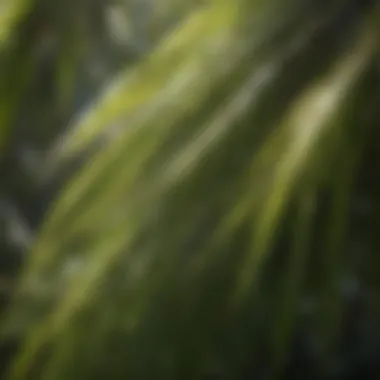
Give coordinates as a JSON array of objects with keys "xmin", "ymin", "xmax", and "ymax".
[{"xmin": 0, "ymin": 1, "xmax": 380, "ymax": 379}]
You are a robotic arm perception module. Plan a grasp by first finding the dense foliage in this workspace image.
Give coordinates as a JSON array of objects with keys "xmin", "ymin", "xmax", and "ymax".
[{"xmin": 0, "ymin": 1, "xmax": 380, "ymax": 379}]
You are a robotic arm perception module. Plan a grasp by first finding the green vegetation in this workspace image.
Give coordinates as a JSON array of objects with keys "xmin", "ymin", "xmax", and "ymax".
[{"xmin": 0, "ymin": 1, "xmax": 380, "ymax": 379}]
